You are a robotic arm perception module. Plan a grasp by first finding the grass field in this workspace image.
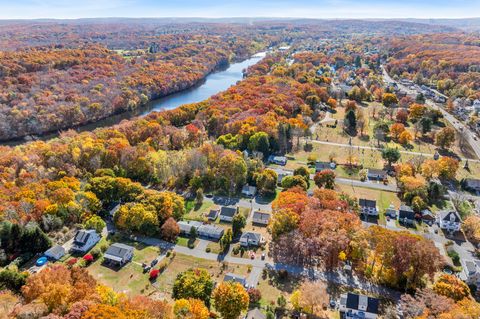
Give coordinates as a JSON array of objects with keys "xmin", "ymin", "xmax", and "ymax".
[
  {"xmin": 86, "ymin": 236, "xmax": 160, "ymax": 296},
  {"xmin": 153, "ymin": 253, "xmax": 250, "ymax": 300},
  {"xmin": 184, "ymin": 201, "xmax": 215, "ymax": 222},
  {"xmin": 336, "ymin": 184, "xmax": 401, "ymax": 225},
  {"xmin": 315, "ymin": 103, "xmax": 478, "ymax": 160}
]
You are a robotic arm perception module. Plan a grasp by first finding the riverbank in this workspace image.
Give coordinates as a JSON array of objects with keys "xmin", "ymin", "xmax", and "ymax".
[{"xmin": 1, "ymin": 53, "xmax": 265, "ymax": 146}]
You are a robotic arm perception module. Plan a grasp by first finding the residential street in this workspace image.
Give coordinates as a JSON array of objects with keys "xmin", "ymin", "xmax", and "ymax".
[{"xmin": 381, "ymin": 65, "xmax": 480, "ymax": 159}]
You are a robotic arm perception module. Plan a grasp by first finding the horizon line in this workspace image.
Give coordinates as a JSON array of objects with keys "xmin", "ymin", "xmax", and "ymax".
[{"xmin": 0, "ymin": 16, "xmax": 479, "ymax": 21}]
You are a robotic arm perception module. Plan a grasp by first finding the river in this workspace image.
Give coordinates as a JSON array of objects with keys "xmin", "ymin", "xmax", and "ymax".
[{"xmin": 6, "ymin": 52, "xmax": 265, "ymax": 146}]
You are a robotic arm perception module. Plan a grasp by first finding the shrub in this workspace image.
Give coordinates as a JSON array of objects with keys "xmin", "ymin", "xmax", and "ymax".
[
  {"xmin": 83, "ymin": 254, "xmax": 94, "ymax": 264},
  {"xmin": 247, "ymin": 288, "xmax": 262, "ymax": 304},
  {"xmin": 206, "ymin": 247, "xmax": 211, "ymax": 253},
  {"xmin": 66, "ymin": 258, "xmax": 78, "ymax": 267},
  {"xmin": 232, "ymin": 246, "xmax": 240, "ymax": 255},
  {"xmin": 149, "ymin": 269, "xmax": 160, "ymax": 280},
  {"xmin": 90, "ymin": 248, "xmax": 102, "ymax": 259}
]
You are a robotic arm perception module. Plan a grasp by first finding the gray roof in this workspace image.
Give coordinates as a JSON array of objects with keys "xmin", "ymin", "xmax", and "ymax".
[
  {"xmin": 220, "ymin": 206, "xmax": 237, "ymax": 218},
  {"xmin": 367, "ymin": 168, "xmax": 387, "ymax": 177},
  {"xmin": 240, "ymin": 232, "xmax": 262, "ymax": 242},
  {"xmin": 45, "ymin": 245, "xmax": 66, "ymax": 257},
  {"xmin": 224, "ymin": 272, "xmax": 246, "ymax": 284},
  {"xmin": 465, "ymin": 178, "xmax": 480, "ymax": 189},
  {"xmin": 246, "ymin": 308, "xmax": 266, "ymax": 319},
  {"xmin": 207, "ymin": 209, "xmax": 219, "ymax": 220},
  {"xmin": 242, "ymin": 185, "xmax": 257, "ymax": 193},
  {"xmin": 465, "ymin": 260, "xmax": 477, "ymax": 274},
  {"xmin": 438, "ymin": 210, "xmax": 461, "ymax": 223},
  {"xmin": 252, "ymin": 211, "xmax": 271, "ymax": 224},
  {"xmin": 359, "ymin": 198, "xmax": 376, "ymax": 208},
  {"xmin": 178, "ymin": 220, "xmax": 202, "ymax": 233},
  {"xmin": 105, "ymin": 243, "xmax": 134, "ymax": 259},
  {"xmin": 73, "ymin": 229, "xmax": 96, "ymax": 246},
  {"xmin": 342, "ymin": 293, "xmax": 379, "ymax": 314},
  {"xmin": 197, "ymin": 224, "xmax": 224, "ymax": 238}
]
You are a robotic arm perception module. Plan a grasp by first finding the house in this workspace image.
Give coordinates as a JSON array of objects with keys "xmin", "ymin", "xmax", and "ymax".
[
  {"xmin": 224, "ymin": 273, "xmax": 247, "ymax": 286},
  {"xmin": 367, "ymin": 169, "xmax": 387, "ymax": 181},
  {"xmin": 273, "ymin": 169, "xmax": 292, "ymax": 184},
  {"xmin": 219, "ymin": 206, "xmax": 238, "ymax": 222},
  {"xmin": 240, "ymin": 232, "xmax": 264, "ymax": 247},
  {"xmin": 438, "ymin": 210, "xmax": 462, "ymax": 233},
  {"xmin": 359, "ymin": 199, "xmax": 378, "ymax": 216},
  {"xmin": 103, "ymin": 243, "xmax": 134, "ymax": 266},
  {"xmin": 315, "ymin": 161, "xmax": 336, "ymax": 172},
  {"xmin": 44, "ymin": 245, "xmax": 66, "ymax": 261},
  {"xmin": 339, "ymin": 293, "xmax": 380, "ymax": 319},
  {"xmin": 268, "ymin": 155, "xmax": 287, "ymax": 166},
  {"xmin": 197, "ymin": 224, "xmax": 224, "ymax": 241},
  {"xmin": 241, "ymin": 185, "xmax": 257, "ymax": 197},
  {"xmin": 385, "ymin": 204, "xmax": 397, "ymax": 218},
  {"xmin": 460, "ymin": 260, "xmax": 480, "ymax": 286},
  {"xmin": 252, "ymin": 211, "xmax": 271, "ymax": 226},
  {"xmin": 71, "ymin": 229, "xmax": 100, "ymax": 253},
  {"xmin": 207, "ymin": 208, "xmax": 220, "ymax": 221},
  {"xmin": 421, "ymin": 209, "xmax": 436, "ymax": 225},
  {"xmin": 398, "ymin": 205, "xmax": 416, "ymax": 226},
  {"xmin": 245, "ymin": 308, "xmax": 266, "ymax": 319},
  {"xmin": 464, "ymin": 178, "xmax": 480, "ymax": 194},
  {"xmin": 178, "ymin": 221, "xmax": 203, "ymax": 235}
]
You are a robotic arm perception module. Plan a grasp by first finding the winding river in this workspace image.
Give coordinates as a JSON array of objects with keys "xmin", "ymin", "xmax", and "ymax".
[{"xmin": 6, "ymin": 52, "xmax": 265, "ymax": 145}]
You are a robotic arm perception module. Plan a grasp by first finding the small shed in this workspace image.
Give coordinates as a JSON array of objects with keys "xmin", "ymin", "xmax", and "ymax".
[{"xmin": 44, "ymin": 245, "xmax": 66, "ymax": 261}]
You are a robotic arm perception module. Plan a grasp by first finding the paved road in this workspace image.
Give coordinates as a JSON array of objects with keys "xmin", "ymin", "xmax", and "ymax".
[
  {"xmin": 129, "ymin": 231, "xmax": 402, "ymax": 300},
  {"xmin": 335, "ymin": 177, "xmax": 398, "ymax": 192},
  {"xmin": 381, "ymin": 66, "xmax": 480, "ymax": 159}
]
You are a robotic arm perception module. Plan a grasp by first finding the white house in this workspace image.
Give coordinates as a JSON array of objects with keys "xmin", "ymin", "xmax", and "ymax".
[
  {"xmin": 252, "ymin": 211, "xmax": 271, "ymax": 226},
  {"xmin": 239, "ymin": 232, "xmax": 264, "ymax": 247},
  {"xmin": 359, "ymin": 199, "xmax": 378, "ymax": 216},
  {"xmin": 103, "ymin": 243, "xmax": 134, "ymax": 267},
  {"xmin": 437, "ymin": 210, "xmax": 462, "ymax": 233},
  {"xmin": 268, "ymin": 155, "xmax": 287, "ymax": 166},
  {"xmin": 339, "ymin": 293, "xmax": 380, "ymax": 319},
  {"xmin": 70, "ymin": 229, "xmax": 100, "ymax": 253},
  {"xmin": 224, "ymin": 273, "xmax": 247, "ymax": 286},
  {"xmin": 241, "ymin": 185, "xmax": 257, "ymax": 197},
  {"xmin": 44, "ymin": 245, "xmax": 66, "ymax": 260},
  {"xmin": 460, "ymin": 260, "xmax": 480, "ymax": 286},
  {"xmin": 219, "ymin": 206, "xmax": 238, "ymax": 222},
  {"xmin": 197, "ymin": 224, "xmax": 224, "ymax": 241}
]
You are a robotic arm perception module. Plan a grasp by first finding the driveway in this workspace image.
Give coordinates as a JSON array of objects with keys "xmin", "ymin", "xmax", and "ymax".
[{"xmin": 246, "ymin": 266, "xmax": 263, "ymax": 287}]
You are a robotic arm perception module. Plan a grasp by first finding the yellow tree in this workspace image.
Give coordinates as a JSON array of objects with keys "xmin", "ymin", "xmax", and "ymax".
[
  {"xmin": 174, "ymin": 298, "xmax": 209, "ymax": 319},
  {"xmin": 212, "ymin": 282, "xmax": 249, "ymax": 319},
  {"xmin": 398, "ymin": 130, "xmax": 413, "ymax": 146}
]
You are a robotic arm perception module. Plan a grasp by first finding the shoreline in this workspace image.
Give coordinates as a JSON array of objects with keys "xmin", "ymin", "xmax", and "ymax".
[{"xmin": 1, "ymin": 52, "xmax": 265, "ymax": 146}]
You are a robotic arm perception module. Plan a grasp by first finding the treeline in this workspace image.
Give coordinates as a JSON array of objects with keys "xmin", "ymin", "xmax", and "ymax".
[
  {"xmin": 0, "ymin": 52, "xmax": 332, "ymax": 229},
  {"xmin": 385, "ymin": 33, "xmax": 480, "ymax": 99},
  {"xmin": 0, "ymin": 34, "xmax": 264, "ymax": 140}
]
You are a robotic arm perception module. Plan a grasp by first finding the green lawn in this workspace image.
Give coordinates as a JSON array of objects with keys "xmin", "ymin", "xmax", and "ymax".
[
  {"xmin": 176, "ymin": 236, "xmax": 198, "ymax": 248},
  {"xmin": 336, "ymin": 184, "xmax": 401, "ymax": 225},
  {"xmin": 83, "ymin": 234, "xmax": 161, "ymax": 296},
  {"xmin": 153, "ymin": 253, "xmax": 250, "ymax": 300},
  {"xmin": 184, "ymin": 201, "xmax": 215, "ymax": 222}
]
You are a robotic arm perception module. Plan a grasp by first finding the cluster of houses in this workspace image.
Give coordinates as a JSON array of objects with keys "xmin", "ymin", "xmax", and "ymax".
[
  {"xmin": 43, "ymin": 228, "xmax": 135, "ymax": 268},
  {"xmin": 452, "ymin": 97, "xmax": 480, "ymax": 123},
  {"xmin": 178, "ymin": 206, "xmax": 270, "ymax": 247},
  {"xmin": 359, "ymin": 198, "xmax": 462, "ymax": 233}
]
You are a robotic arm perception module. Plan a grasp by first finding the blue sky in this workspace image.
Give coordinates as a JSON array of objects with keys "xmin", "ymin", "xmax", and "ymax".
[{"xmin": 0, "ymin": 0, "xmax": 479, "ymax": 19}]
